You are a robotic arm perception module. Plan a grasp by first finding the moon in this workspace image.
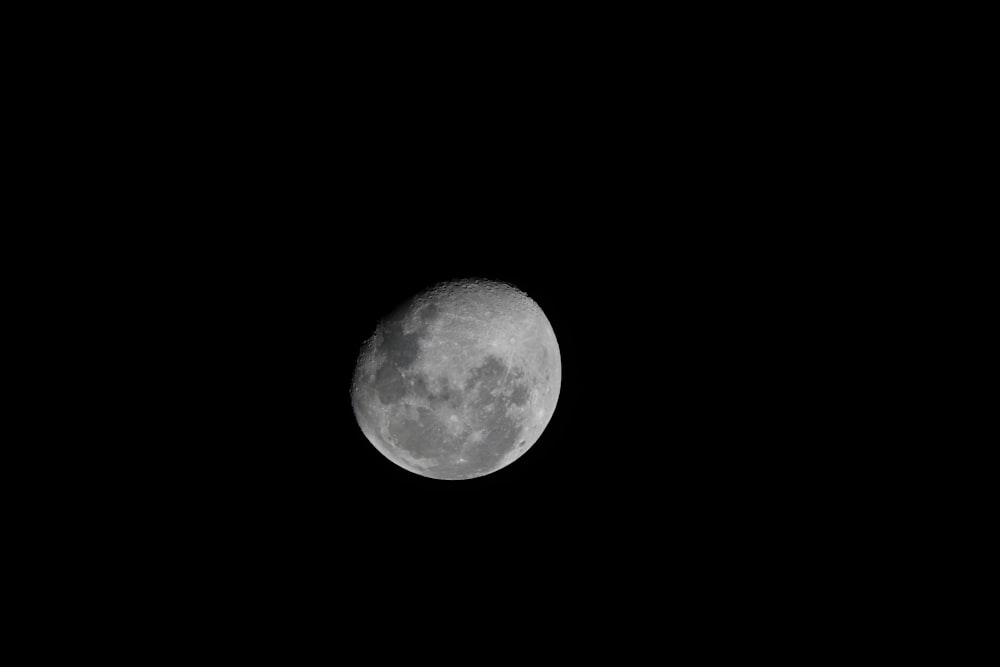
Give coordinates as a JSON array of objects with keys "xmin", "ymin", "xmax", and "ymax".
[{"xmin": 351, "ymin": 279, "xmax": 561, "ymax": 480}]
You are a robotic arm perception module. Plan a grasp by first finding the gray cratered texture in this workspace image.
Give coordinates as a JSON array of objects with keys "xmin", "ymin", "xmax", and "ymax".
[{"xmin": 351, "ymin": 279, "xmax": 561, "ymax": 480}]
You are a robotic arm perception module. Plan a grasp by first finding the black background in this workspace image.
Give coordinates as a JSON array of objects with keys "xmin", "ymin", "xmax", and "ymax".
[
  {"xmin": 12, "ymin": 2, "xmax": 963, "ymax": 654},
  {"xmin": 48, "ymin": 20, "xmax": 887, "ymax": 644},
  {"xmin": 135, "ymin": 157, "xmax": 840, "ymax": 592},
  {"xmin": 98, "ymin": 80, "xmax": 842, "ymax": 584}
]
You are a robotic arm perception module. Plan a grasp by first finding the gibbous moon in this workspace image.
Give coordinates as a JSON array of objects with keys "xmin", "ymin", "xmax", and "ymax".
[{"xmin": 351, "ymin": 279, "xmax": 561, "ymax": 480}]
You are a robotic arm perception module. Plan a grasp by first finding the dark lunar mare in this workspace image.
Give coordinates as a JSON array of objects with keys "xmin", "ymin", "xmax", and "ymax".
[
  {"xmin": 371, "ymin": 308, "xmax": 437, "ymax": 405},
  {"xmin": 387, "ymin": 406, "xmax": 450, "ymax": 459},
  {"xmin": 416, "ymin": 303, "xmax": 439, "ymax": 323},
  {"xmin": 390, "ymin": 355, "xmax": 529, "ymax": 473},
  {"xmin": 449, "ymin": 354, "xmax": 532, "ymax": 476},
  {"xmin": 370, "ymin": 314, "xmax": 538, "ymax": 477},
  {"xmin": 462, "ymin": 356, "xmax": 506, "ymax": 392},
  {"xmin": 464, "ymin": 402, "xmax": 523, "ymax": 473}
]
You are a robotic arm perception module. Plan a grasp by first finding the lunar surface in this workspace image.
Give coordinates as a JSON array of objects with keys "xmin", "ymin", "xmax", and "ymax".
[{"xmin": 351, "ymin": 279, "xmax": 561, "ymax": 480}]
